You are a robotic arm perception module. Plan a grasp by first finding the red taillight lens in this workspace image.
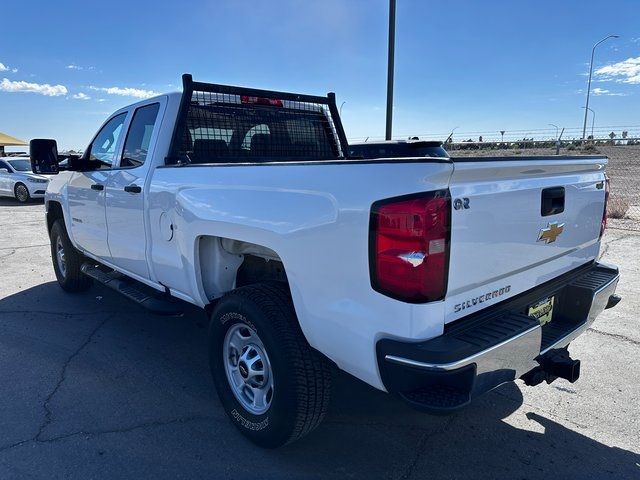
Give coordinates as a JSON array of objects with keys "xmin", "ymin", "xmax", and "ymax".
[
  {"xmin": 370, "ymin": 191, "xmax": 450, "ymax": 303},
  {"xmin": 241, "ymin": 95, "xmax": 283, "ymax": 107},
  {"xmin": 600, "ymin": 176, "xmax": 610, "ymax": 239}
]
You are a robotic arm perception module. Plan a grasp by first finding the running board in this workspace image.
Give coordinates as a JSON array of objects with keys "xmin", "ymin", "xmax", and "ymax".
[{"xmin": 80, "ymin": 263, "xmax": 183, "ymax": 316}]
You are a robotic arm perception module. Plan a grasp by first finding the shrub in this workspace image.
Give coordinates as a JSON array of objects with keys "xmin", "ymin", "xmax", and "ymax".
[
  {"xmin": 583, "ymin": 144, "xmax": 598, "ymax": 153},
  {"xmin": 608, "ymin": 196, "xmax": 630, "ymax": 219}
]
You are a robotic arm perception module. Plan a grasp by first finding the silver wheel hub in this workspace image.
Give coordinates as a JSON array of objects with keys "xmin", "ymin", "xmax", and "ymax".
[
  {"xmin": 55, "ymin": 236, "xmax": 67, "ymax": 278},
  {"xmin": 16, "ymin": 185, "xmax": 28, "ymax": 201},
  {"xmin": 223, "ymin": 323, "xmax": 274, "ymax": 415}
]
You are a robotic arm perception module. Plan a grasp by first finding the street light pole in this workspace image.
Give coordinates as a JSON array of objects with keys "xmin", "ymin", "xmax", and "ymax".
[
  {"xmin": 385, "ymin": 0, "xmax": 396, "ymax": 141},
  {"xmin": 548, "ymin": 124, "xmax": 559, "ymax": 140},
  {"xmin": 445, "ymin": 126, "xmax": 459, "ymax": 144},
  {"xmin": 582, "ymin": 107, "xmax": 596, "ymax": 139},
  {"xmin": 339, "ymin": 101, "xmax": 346, "ymax": 117},
  {"xmin": 582, "ymin": 34, "xmax": 619, "ymax": 140}
]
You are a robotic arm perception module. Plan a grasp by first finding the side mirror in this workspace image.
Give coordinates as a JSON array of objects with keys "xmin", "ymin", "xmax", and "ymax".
[{"xmin": 30, "ymin": 139, "xmax": 60, "ymax": 175}]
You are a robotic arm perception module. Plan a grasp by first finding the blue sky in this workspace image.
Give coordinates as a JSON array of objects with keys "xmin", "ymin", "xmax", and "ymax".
[{"xmin": 1, "ymin": 0, "xmax": 639, "ymax": 150}]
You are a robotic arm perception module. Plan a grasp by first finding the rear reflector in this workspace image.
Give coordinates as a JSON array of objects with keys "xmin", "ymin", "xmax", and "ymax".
[
  {"xmin": 370, "ymin": 191, "xmax": 451, "ymax": 303},
  {"xmin": 600, "ymin": 176, "xmax": 610, "ymax": 239},
  {"xmin": 241, "ymin": 95, "xmax": 283, "ymax": 107}
]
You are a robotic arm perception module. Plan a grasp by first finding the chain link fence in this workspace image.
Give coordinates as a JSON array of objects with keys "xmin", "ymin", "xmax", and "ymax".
[{"xmin": 604, "ymin": 144, "xmax": 640, "ymax": 231}]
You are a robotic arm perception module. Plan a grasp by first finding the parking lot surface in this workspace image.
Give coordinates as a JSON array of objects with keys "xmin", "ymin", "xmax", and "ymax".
[{"xmin": 0, "ymin": 198, "xmax": 638, "ymax": 479}]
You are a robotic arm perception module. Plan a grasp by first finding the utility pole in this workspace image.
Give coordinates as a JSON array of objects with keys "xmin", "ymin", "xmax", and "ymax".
[
  {"xmin": 582, "ymin": 35, "xmax": 619, "ymax": 140},
  {"xmin": 385, "ymin": 0, "xmax": 396, "ymax": 141}
]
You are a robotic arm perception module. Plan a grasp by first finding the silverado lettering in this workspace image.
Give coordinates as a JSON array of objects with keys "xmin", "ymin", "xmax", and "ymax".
[{"xmin": 454, "ymin": 285, "xmax": 512, "ymax": 313}]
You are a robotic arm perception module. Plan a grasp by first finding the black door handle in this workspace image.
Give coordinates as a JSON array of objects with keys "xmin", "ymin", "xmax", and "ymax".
[
  {"xmin": 90, "ymin": 184, "xmax": 104, "ymax": 191},
  {"xmin": 124, "ymin": 185, "xmax": 142, "ymax": 194}
]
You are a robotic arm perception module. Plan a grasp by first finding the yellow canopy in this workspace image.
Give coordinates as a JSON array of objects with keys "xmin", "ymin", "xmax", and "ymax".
[{"xmin": 0, "ymin": 132, "xmax": 27, "ymax": 146}]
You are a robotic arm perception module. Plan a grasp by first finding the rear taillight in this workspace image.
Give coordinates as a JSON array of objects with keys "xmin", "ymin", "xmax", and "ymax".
[
  {"xmin": 600, "ymin": 176, "xmax": 610, "ymax": 239},
  {"xmin": 369, "ymin": 191, "xmax": 450, "ymax": 303}
]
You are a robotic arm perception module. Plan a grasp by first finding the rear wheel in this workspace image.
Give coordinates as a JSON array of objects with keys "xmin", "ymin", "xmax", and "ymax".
[
  {"xmin": 14, "ymin": 183, "xmax": 30, "ymax": 203},
  {"xmin": 49, "ymin": 219, "xmax": 92, "ymax": 292},
  {"xmin": 209, "ymin": 282, "xmax": 331, "ymax": 448}
]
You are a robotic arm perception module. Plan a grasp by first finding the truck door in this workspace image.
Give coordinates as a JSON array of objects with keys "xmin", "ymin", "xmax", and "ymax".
[
  {"xmin": 67, "ymin": 112, "xmax": 127, "ymax": 258},
  {"xmin": 105, "ymin": 101, "xmax": 163, "ymax": 280}
]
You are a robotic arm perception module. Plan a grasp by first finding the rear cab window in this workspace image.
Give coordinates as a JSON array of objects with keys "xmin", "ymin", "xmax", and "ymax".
[{"xmin": 173, "ymin": 91, "xmax": 342, "ymax": 164}]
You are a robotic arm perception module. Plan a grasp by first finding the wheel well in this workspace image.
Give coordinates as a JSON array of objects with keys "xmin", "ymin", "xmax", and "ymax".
[
  {"xmin": 46, "ymin": 201, "xmax": 64, "ymax": 233},
  {"xmin": 198, "ymin": 236, "xmax": 287, "ymax": 301},
  {"xmin": 236, "ymin": 255, "xmax": 287, "ymax": 288}
]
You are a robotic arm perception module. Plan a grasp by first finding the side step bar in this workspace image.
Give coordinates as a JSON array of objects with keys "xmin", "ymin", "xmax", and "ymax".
[{"xmin": 81, "ymin": 263, "xmax": 183, "ymax": 316}]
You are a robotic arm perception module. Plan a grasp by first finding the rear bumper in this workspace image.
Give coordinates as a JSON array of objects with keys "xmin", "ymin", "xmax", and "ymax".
[{"xmin": 376, "ymin": 262, "xmax": 620, "ymax": 413}]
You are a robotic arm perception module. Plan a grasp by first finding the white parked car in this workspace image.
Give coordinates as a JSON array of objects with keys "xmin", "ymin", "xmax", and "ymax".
[
  {"xmin": 0, "ymin": 157, "xmax": 50, "ymax": 202},
  {"xmin": 32, "ymin": 75, "xmax": 621, "ymax": 448}
]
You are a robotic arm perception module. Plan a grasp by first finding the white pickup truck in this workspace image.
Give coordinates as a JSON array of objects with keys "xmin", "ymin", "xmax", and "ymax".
[{"xmin": 31, "ymin": 74, "xmax": 621, "ymax": 448}]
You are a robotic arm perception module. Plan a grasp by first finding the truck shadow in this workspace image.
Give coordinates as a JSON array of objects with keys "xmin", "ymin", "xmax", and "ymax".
[
  {"xmin": 0, "ymin": 281, "xmax": 638, "ymax": 479},
  {"xmin": 0, "ymin": 197, "xmax": 44, "ymax": 206}
]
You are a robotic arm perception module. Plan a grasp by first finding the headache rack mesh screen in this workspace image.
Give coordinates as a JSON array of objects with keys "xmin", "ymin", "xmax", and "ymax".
[{"xmin": 168, "ymin": 79, "xmax": 346, "ymax": 165}]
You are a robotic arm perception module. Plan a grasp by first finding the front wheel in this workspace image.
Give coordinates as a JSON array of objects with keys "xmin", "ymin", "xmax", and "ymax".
[
  {"xmin": 14, "ymin": 183, "xmax": 30, "ymax": 203},
  {"xmin": 49, "ymin": 219, "xmax": 92, "ymax": 292},
  {"xmin": 209, "ymin": 282, "xmax": 331, "ymax": 448}
]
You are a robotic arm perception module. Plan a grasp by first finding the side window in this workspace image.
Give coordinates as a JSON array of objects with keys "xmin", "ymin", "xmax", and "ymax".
[
  {"xmin": 0, "ymin": 161, "xmax": 10, "ymax": 172},
  {"xmin": 89, "ymin": 113, "xmax": 127, "ymax": 169},
  {"xmin": 121, "ymin": 103, "xmax": 160, "ymax": 168}
]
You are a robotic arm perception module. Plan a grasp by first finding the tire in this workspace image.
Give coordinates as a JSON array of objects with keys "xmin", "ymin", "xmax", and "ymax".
[
  {"xmin": 14, "ymin": 183, "xmax": 30, "ymax": 203},
  {"xmin": 209, "ymin": 282, "xmax": 331, "ymax": 448},
  {"xmin": 49, "ymin": 219, "xmax": 92, "ymax": 292}
]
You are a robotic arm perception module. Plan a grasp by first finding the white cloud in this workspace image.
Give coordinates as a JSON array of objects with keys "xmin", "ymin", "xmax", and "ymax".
[
  {"xmin": 72, "ymin": 92, "xmax": 91, "ymax": 100},
  {"xmin": 67, "ymin": 64, "xmax": 96, "ymax": 71},
  {"xmin": 592, "ymin": 87, "xmax": 626, "ymax": 97},
  {"xmin": 89, "ymin": 85, "xmax": 159, "ymax": 99},
  {"xmin": 0, "ymin": 78, "xmax": 68, "ymax": 96},
  {"xmin": 595, "ymin": 57, "xmax": 640, "ymax": 84},
  {"xmin": 0, "ymin": 62, "xmax": 17, "ymax": 73}
]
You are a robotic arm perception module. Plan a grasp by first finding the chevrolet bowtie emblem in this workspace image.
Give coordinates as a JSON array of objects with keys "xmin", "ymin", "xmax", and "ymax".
[{"xmin": 537, "ymin": 222, "xmax": 565, "ymax": 244}]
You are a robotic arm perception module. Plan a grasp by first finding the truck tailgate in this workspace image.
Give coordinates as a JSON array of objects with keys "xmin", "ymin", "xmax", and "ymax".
[{"xmin": 445, "ymin": 156, "xmax": 607, "ymax": 323}]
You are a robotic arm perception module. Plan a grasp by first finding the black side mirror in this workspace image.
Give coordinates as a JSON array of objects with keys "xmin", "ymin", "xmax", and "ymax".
[{"xmin": 30, "ymin": 139, "xmax": 60, "ymax": 175}]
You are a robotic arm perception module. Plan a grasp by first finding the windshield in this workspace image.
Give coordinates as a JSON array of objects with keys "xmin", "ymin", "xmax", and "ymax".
[{"xmin": 7, "ymin": 159, "xmax": 32, "ymax": 172}]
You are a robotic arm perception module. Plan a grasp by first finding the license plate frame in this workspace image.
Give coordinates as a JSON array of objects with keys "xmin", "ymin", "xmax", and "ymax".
[{"xmin": 528, "ymin": 296, "xmax": 555, "ymax": 326}]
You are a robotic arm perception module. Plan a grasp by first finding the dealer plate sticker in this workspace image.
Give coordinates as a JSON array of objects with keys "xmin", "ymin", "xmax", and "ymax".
[{"xmin": 528, "ymin": 296, "xmax": 555, "ymax": 326}]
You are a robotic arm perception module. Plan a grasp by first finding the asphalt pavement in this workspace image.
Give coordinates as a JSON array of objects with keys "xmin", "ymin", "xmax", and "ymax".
[{"xmin": 0, "ymin": 198, "xmax": 638, "ymax": 479}]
